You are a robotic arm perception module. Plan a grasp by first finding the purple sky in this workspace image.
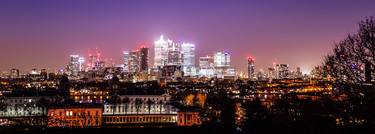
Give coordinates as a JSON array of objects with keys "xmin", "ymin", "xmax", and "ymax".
[{"xmin": 0, "ymin": 0, "xmax": 374, "ymax": 73}]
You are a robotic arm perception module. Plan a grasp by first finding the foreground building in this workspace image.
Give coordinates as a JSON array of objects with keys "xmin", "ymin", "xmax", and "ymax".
[
  {"xmin": 48, "ymin": 105, "xmax": 103, "ymax": 128},
  {"xmin": 103, "ymin": 94, "xmax": 178, "ymax": 127},
  {"xmin": 177, "ymin": 108, "xmax": 202, "ymax": 127}
]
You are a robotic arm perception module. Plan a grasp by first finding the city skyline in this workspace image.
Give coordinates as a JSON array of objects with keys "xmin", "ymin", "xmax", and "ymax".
[
  {"xmin": 1, "ymin": 1, "xmax": 375, "ymax": 133},
  {"xmin": 1, "ymin": 0, "xmax": 375, "ymax": 73}
]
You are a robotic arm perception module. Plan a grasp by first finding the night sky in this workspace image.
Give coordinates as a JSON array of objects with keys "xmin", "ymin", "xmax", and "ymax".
[{"xmin": 0, "ymin": 0, "xmax": 374, "ymax": 73}]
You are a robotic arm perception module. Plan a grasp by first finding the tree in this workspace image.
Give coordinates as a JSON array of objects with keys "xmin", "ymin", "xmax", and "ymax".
[
  {"xmin": 135, "ymin": 98, "xmax": 142, "ymax": 114},
  {"xmin": 158, "ymin": 100, "xmax": 164, "ymax": 114},
  {"xmin": 36, "ymin": 97, "xmax": 50, "ymax": 115},
  {"xmin": 122, "ymin": 97, "xmax": 130, "ymax": 114},
  {"xmin": 324, "ymin": 17, "xmax": 375, "ymax": 84},
  {"xmin": 243, "ymin": 98, "xmax": 269, "ymax": 134},
  {"xmin": 110, "ymin": 94, "xmax": 121, "ymax": 115},
  {"xmin": 58, "ymin": 75, "xmax": 71, "ymax": 100},
  {"xmin": 109, "ymin": 75, "xmax": 120, "ymax": 90},
  {"xmin": 146, "ymin": 99, "xmax": 154, "ymax": 114},
  {"xmin": 0, "ymin": 96, "xmax": 7, "ymax": 112},
  {"xmin": 221, "ymin": 97, "xmax": 236, "ymax": 133}
]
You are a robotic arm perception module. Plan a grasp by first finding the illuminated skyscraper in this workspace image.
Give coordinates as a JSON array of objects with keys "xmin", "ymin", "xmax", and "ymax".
[
  {"xmin": 139, "ymin": 47, "xmax": 149, "ymax": 72},
  {"xmin": 78, "ymin": 57, "xmax": 85, "ymax": 72},
  {"xmin": 154, "ymin": 35, "xmax": 169, "ymax": 68},
  {"xmin": 123, "ymin": 46, "xmax": 149, "ymax": 73},
  {"xmin": 67, "ymin": 55, "xmax": 80, "ymax": 76},
  {"xmin": 154, "ymin": 35, "xmax": 186, "ymax": 68},
  {"xmin": 167, "ymin": 41, "xmax": 182, "ymax": 66},
  {"xmin": 247, "ymin": 56, "xmax": 255, "ymax": 80},
  {"xmin": 129, "ymin": 51, "xmax": 139, "ymax": 73},
  {"xmin": 154, "ymin": 35, "xmax": 196, "ymax": 76},
  {"xmin": 213, "ymin": 52, "xmax": 231, "ymax": 78},
  {"xmin": 214, "ymin": 52, "xmax": 230, "ymax": 67},
  {"xmin": 123, "ymin": 51, "xmax": 130, "ymax": 72},
  {"xmin": 199, "ymin": 56, "xmax": 215, "ymax": 77},
  {"xmin": 67, "ymin": 55, "xmax": 85, "ymax": 77},
  {"xmin": 181, "ymin": 43, "xmax": 196, "ymax": 76},
  {"xmin": 181, "ymin": 43, "xmax": 195, "ymax": 67}
]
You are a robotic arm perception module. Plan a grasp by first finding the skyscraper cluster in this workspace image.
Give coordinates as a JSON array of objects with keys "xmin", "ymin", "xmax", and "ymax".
[
  {"xmin": 87, "ymin": 49, "xmax": 105, "ymax": 71},
  {"xmin": 154, "ymin": 35, "xmax": 196, "ymax": 76},
  {"xmin": 123, "ymin": 46, "xmax": 149, "ymax": 73},
  {"xmin": 61, "ymin": 35, "xmax": 309, "ymax": 81},
  {"xmin": 198, "ymin": 52, "xmax": 235, "ymax": 78},
  {"xmin": 67, "ymin": 55, "xmax": 85, "ymax": 76}
]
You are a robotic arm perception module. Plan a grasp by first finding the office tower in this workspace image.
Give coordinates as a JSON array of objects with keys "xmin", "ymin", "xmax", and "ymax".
[
  {"xmin": 123, "ymin": 51, "xmax": 130, "ymax": 72},
  {"xmin": 167, "ymin": 42, "xmax": 182, "ymax": 66},
  {"xmin": 276, "ymin": 64, "xmax": 289, "ymax": 79},
  {"xmin": 78, "ymin": 57, "xmax": 85, "ymax": 72},
  {"xmin": 67, "ymin": 55, "xmax": 80, "ymax": 76},
  {"xmin": 247, "ymin": 56, "xmax": 255, "ymax": 80},
  {"xmin": 213, "ymin": 51, "xmax": 231, "ymax": 78},
  {"xmin": 181, "ymin": 43, "xmax": 195, "ymax": 66},
  {"xmin": 154, "ymin": 35, "xmax": 169, "ymax": 68},
  {"xmin": 181, "ymin": 43, "xmax": 196, "ymax": 76},
  {"xmin": 199, "ymin": 56, "xmax": 215, "ymax": 77},
  {"xmin": 129, "ymin": 51, "xmax": 140, "ymax": 73},
  {"xmin": 139, "ymin": 47, "xmax": 149, "ymax": 72},
  {"xmin": 123, "ymin": 46, "xmax": 149, "ymax": 73},
  {"xmin": 214, "ymin": 52, "xmax": 230, "ymax": 67},
  {"xmin": 154, "ymin": 35, "xmax": 187, "ymax": 69}
]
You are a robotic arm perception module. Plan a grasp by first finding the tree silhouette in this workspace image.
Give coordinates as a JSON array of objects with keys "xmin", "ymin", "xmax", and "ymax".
[
  {"xmin": 135, "ymin": 98, "xmax": 142, "ymax": 114},
  {"xmin": 324, "ymin": 17, "xmax": 375, "ymax": 84},
  {"xmin": 158, "ymin": 100, "xmax": 164, "ymax": 114},
  {"xmin": 146, "ymin": 98, "xmax": 154, "ymax": 114},
  {"xmin": 122, "ymin": 97, "xmax": 130, "ymax": 114},
  {"xmin": 58, "ymin": 75, "xmax": 71, "ymax": 100}
]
